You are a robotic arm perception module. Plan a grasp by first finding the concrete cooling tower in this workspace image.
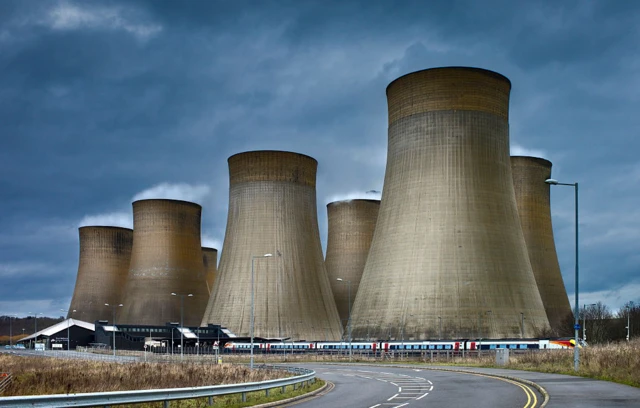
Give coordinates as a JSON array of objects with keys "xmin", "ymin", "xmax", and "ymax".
[
  {"xmin": 350, "ymin": 67, "xmax": 550, "ymax": 340},
  {"xmin": 118, "ymin": 199, "xmax": 209, "ymax": 326},
  {"xmin": 511, "ymin": 156, "xmax": 572, "ymax": 334},
  {"xmin": 201, "ymin": 151, "xmax": 342, "ymax": 341},
  {"xmin": 67, "ymin": 226, "xmax": 133, "ymax": 322},
  {"xmin": 202, "ymin": 247, "xmax": 218, "ymax": 295},
  {"xmin": 325, "ymin": 199, "xmax": 380, "ymax": 330}
]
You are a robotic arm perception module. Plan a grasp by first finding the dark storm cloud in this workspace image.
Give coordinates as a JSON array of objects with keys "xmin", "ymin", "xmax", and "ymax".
[{"xmin": 1, "ymin": 0, "xmax": 638, "ymax": 316}]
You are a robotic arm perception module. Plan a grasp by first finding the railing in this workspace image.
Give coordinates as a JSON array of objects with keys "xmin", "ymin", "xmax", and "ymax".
[
  {"xmin": 0, "ymin": 372, "xmax": 12, "ymax": 395},
  {"xmin": 0, "ymin": 366, "xmax": 315, "ymax": 408}
]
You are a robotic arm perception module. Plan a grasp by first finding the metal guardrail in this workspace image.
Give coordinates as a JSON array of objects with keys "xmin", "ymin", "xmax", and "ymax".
[
  {"xmin": 0, "ymin": 373, "xmax": 12, "ymax": 395},
  {"xmin": 0, "ymin": 365, "xmax": 315, "ymax": 407}
]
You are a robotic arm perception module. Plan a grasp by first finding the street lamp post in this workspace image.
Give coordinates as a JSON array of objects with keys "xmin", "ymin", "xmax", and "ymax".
[
  {"xmin": 60, "ymin": 309, "xmax": 76, "ymax": 350},
  {"xmin": 336, "ymin": 278, "xmax": 352, "ymax": 361},
  {"xmin": 8, "ymin": 314, "xmax": 16, "ymax": 348},
  {"xmin": 171, "ymin": 292, "xmax": 193, "ymax": 361},
  {"xmin": 28, "ymin": 312, "xmax": 43, "ymax": 348},
  {"xmin": 105, "ymin": 303, "xmax": 123, "ymax": 358},
  {"xmin": 546, "ymin": 178, "xmax": 580, "ymax": 372},
  {"xmin": 627, "ymin": 304, "xmax": 631, "ymax": 342},
  {"xmin": 251, "ymin": 253, "xmax": 273, "ymax": 369},
  {"xmin": 582, "ymin": 303, "xmax": 596, "ymax": 343}
]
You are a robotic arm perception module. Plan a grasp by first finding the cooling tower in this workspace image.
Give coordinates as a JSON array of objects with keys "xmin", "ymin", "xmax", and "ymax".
[
  {"xmin": 325, "ymin": 199, "xmax": 380, "ymax": 329},
  {"xmin": 67, "ymin": 226, "xmax": 132, "ymax": 322},
  {"xmin": 201, "ymin": 151, "xmax": 342, "ymax": 340},
  {"xmin": 350, "ymin": 67, "xmax": 550, "ymax": 340},
  {"xmin": 511, "ymin": 156, "xmax": 572, "ymax": 333},
  {"xmin": 118, "ymin": 199, "xmax": 209, "ymax": 326},
  {"xmin": 202, "ymin": 247, "xmax": 218, "ymax": 295}
]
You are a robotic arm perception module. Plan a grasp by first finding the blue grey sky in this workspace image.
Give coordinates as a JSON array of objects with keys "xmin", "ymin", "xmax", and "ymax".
[{"xmin": 1, "ymin": 0, "xmax": 638, "ymax": 318}]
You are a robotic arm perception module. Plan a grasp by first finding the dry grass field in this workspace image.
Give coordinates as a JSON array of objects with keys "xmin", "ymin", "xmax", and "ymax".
[{"xmin": 0, "ymin": 355, "xmax": 288, "ymax": 396}]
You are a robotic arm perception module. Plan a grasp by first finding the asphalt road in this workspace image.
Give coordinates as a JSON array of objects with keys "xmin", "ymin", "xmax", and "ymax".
[
  {"xmin": 292, "ymin": 364, "xmax": 542, "ymax": 408},
  {"xmin": 291, "ymin": 364, "xmax": 640, "ymax": 408}
]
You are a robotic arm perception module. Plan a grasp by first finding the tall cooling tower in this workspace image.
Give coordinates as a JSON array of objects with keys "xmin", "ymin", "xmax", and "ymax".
[
  {"xmin": 325, "ymin": 199, "xmax": 380, "ymax": 329},
  {"xmin": 201, "ymin": 151, "xmax": 342, "ymax": 340},
  {"xmin": 202, "ymin": 247, "xmax": 218, "ymax": 295},
  {"xmin": 68, "ymin": 226, "xmax": 132, "ymax": 322},
  {"xmin": 350, "ymin": 67, "xmax": 550, "ymax": 340},
  {"xmin": 511, "ymin": 156, "xmax": 572, "ymax": 333},
  {"xmin": 119, "ymin": 199, "xmax": 209, "ymax": 326}
]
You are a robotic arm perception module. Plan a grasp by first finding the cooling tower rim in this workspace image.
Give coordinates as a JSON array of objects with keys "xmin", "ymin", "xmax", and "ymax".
[
  {"xmin": 78, "ymin": 225, "xmax": 133, "ymax": 232},
  {"xmin": 386, "ymin": 66, "xmax": 511, "ymax": 94},
  {"xmin": 326, "ymin": 199, "xmax": 381, "ymax": 208},
  {"xmin": 511, "ymin": 155, "xmax": 552, "ymax": 167},
  {"xmin": 131, "ymin": 198, "xmax": 202, "ymax": 209},
  {"xmin": 202, "ymin": 247, "xmax": 218, "ymax": 252},
  {"xmin": 228, "ymin": 150, "xmax": 317, "ymax": 165}
]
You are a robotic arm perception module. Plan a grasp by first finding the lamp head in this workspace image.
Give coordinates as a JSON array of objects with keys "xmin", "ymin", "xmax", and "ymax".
[
  {"xmin": 545, "ymin": 178, "xmax": 559, "ymax": 185},
  {"xmin": 264, "ymin": 253, "xmax": 273, "ymax": 257}
]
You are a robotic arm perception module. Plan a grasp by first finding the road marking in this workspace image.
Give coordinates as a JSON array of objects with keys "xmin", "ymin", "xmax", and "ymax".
[
  {"xmin": 387, "ymin": 393, "xmax": 399, "ymax": 401},
  {"xmin": 416, "ymin": 392, "xmax": 429, "ymax": 400},
  {"xmin": 368, "ymin": 405, "xmax": 381, "ymax": 408},
  {"xmin": 394, "ymin": 403, "xmax": 409, "ymax": 407},
  {"xmin": 398, "ymin": 387, "xmax": 402, "ymax": 392}
]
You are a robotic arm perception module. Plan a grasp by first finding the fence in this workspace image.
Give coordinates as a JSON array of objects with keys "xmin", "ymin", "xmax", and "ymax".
[
  {"xmin": 0, "ymin": 365, "xmax": 315, "ymax": 407},
  {"xmin": 0, "ymin": 373, "xmax": 12, "ymax": 395}
]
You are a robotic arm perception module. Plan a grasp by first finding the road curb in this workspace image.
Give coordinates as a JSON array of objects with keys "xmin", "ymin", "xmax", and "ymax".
[
  {"xmin": 316, "ymin": 362, "xmax": 550, "ymax": 407},
  {"xmin": 252, "ymin": 380, "xmax": 331, "ymax": 408}
]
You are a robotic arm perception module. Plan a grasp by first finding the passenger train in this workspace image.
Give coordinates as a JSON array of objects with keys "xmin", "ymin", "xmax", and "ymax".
[{"xmin": 224, "ymin": 338, "xmax": 582, "ymax": 353}]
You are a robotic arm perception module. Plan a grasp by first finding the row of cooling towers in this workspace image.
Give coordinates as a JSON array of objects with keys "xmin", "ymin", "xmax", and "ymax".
[{"xmin": 67, "ymin": 66, "xmax": 573, "ymax": 341}]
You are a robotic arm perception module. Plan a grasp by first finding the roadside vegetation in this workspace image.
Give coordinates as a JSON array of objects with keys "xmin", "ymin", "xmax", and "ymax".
[{"xmin": 0, "ymin": 355, "xmax": 288, "ymax": 396}]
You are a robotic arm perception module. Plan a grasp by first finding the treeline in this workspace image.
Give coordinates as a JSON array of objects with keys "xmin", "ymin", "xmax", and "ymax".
[
  {"xmin": 0, "ymin": 316, "xmax": 64, "ymax": 342},
  {"xmin": 578, "ymin": 301, "xmax": 640, "ymax": 344}
]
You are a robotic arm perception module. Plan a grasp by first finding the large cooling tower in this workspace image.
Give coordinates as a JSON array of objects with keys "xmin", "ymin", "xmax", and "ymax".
[
  {"xmin": 119, "ymin": 199, "xmax": 209, "ymax": 326},
  {"xmin": 202, "ymin": 247, "xmax": 218, "ymax": 295},
  {"xmin": 67, "ymin": 226, "xmax": 133, "ymax": 322},
  {"xmin": 350, "ymin": 67, "xmax": 550, "ymax": 340},
  {"xmin": 201, "ymin": 151, "xmax": 342, "ymax": 340},
  {"xmin": 325, "ymin": 199, "xmax": 380, "ymax": 329},
  {"xmin": 511, "ymin": 156, "xmax": 572, "ymax": 333}
]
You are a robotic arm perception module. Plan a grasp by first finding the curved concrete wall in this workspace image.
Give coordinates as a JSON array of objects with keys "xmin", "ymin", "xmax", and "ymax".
[
  {"xmin": 201, "ymin": 151, "xmax": 342, "ymax": 340},
  {"xmin": 350, "ymin": 67, "xmax": 550, "ymax": 340},
  {"xmin": 68, "ymin": 226, "xmax": 132, "ymax": 322},
  {"xmin": 511, "ymin": 156, "xmax": 572, "ymax": 333},
  {"xmin": 325, "ymin": 199, "xmax": 380, "ymax": 329},
  {"xmin": 119, "ymin": 199, "xmax": 209, "ymax": 326},
  {"xmin": 202, "ymin": 247, "xmax": 218, "ymax": 296}
]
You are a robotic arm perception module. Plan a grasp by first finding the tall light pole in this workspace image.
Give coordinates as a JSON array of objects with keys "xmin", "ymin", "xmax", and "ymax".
[
  {"xmin": 105, "ymin": 303, "xmax": 123, "ymax": 358},
  {"xmin": 60, "ymin": 309, "xmax": 76, "ymax": 350},
  {"xmin": 582, "ymin": 303, "xmax": 596, "ymax": 343},
  {"xmin": 8, "ymin": 314, "xmax": 16, "ymax": 348},
  {"xmin": 251, "ymin": 253, "xmax": 273, "ymax": 369},
  {"xmin": 546, "ymin": 178, "xmax": 580, "ymax": 372},
  {"xmin": 626, "ymin": 303, "xmax": 632, "ymax": 342},
  {"xmin": 28, "ymin": 312, "xmax": 43, "ymax": 348},
  {"xmin": 171, "ymin": 292, "xmax": 193, "ymax": 361},
  {"xmin": 336, "ymin": 278, "xmax": 352, "ymax": 361}
]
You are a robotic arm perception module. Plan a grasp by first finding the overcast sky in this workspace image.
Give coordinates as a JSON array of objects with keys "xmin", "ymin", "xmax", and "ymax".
[{"xmin": 1, "ymin": 0, "xmax": 638, "ymax": 319}]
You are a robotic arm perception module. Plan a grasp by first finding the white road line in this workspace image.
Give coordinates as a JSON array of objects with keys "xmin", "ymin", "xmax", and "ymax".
[
  {"xmin": 390, "ymin": 382, "xmax": 398, "ymax": 386},
  {"xmin": 394, "ymin": 403, "xmax": 409, "ymax": 408},
  {"xmin": 429, "ymin": 386, "xmax": 433, "ymax": 391},
  {"xmin": 398, "ymin": 387, "xmax": 402, "ymax": 392},
  {"xmin": 427, "ymin": 380, "xmax": 433, "ymax": 384},
  {"xmin": 387, "ymin": 393, "xmax": 399, "ymax": 401},
  {"xmin": 416, "ymin": 392, "xmax": 429, "ymax": 400},
  {"xmin": 368, "ymin": 405, "xmax": 381, "ymax": 408}
]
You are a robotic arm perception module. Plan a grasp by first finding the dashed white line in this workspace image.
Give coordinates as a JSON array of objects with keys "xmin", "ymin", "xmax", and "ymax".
[
  {"xmin": 394, "ymin": 403, "xmax": 409, "ymax": 408},
  {"xmin": 368, "ymin": 405, "xmax": 381, "ymax": 408},
  {"xmin": 388, "ymin": 393, "xmax": 399, "ymax": 401}
]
